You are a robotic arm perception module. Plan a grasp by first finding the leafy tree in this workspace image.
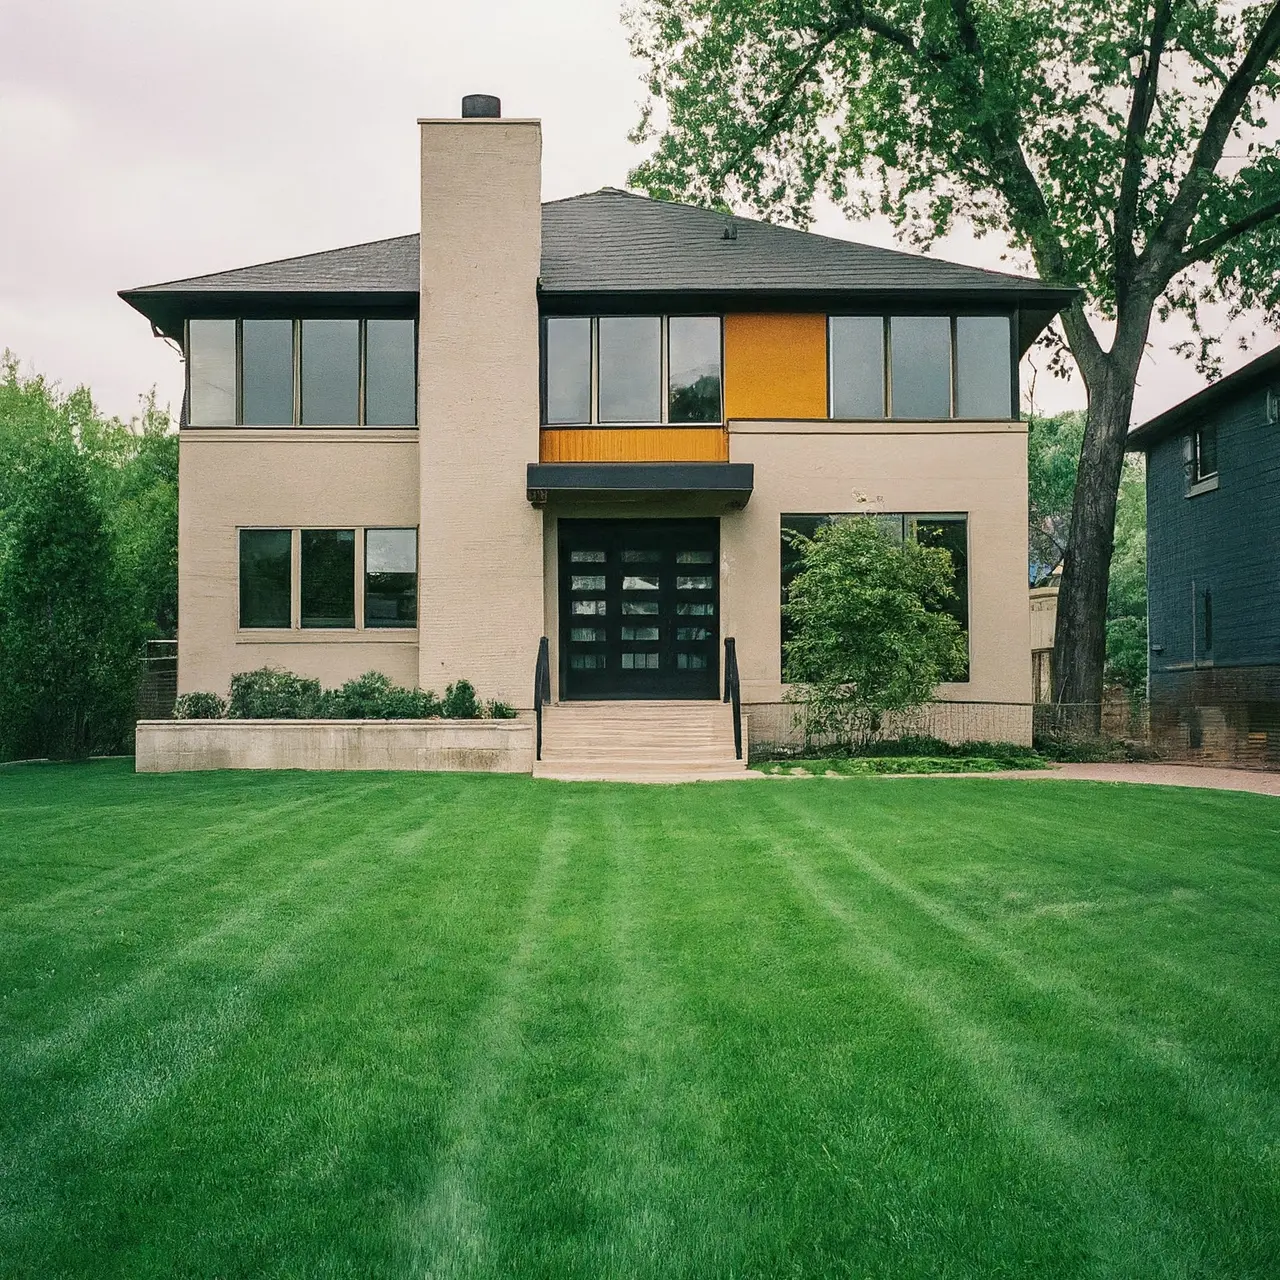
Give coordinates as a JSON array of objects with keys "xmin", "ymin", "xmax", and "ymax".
[
  {"xmin": 627, "ymin": 0, "xmax": 1280, "ymax": 714},
  {"xmin": 0, "ymin": 357, "xmax": 177, "ymax": 638},
  {"xmin": 1028, "ymin": 410, "xmax": 1149, "ymax": 690},
  {"xmin": 1028, "ymin": 412, "xmax": 1086, "ymax": 585},
  {"xmin": 0, "ymin": 436, "xmax": 143, "ymax": 759},
  {"xmin": 783, "ymin": 516, "xmax": 967, "ymax": 745}
]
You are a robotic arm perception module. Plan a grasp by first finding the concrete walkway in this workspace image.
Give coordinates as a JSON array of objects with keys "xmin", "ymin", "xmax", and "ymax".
[{"xmin": 988, "ymin": 762, "xmax": 1280, "ymax": 796}]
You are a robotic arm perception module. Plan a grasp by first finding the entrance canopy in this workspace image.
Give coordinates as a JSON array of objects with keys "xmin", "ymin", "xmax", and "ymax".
[{"xmin": 526, "ymin": 462, "xmax": 753, "ymax": 510}]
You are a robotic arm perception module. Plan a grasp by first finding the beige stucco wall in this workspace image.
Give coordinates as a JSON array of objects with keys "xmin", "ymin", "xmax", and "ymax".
[
  {"xmin": 725, "ymin": 419, "xmax": 1032, "ymax": 709},
  {"xmin": 177, "ymin": 429, "xmax": 420, "ymax": 697},
  {"xmin": 418, "ymin": 117, "xmax": 544, "ymax": 707},
  {"xmin": 136, "ymin": 718, "xmax": 534, "ymax": 773}
]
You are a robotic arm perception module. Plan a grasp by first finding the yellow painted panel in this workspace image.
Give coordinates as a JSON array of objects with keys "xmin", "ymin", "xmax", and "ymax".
[
  {"xmin": 724, "ymin": 313, "xmax": 828, "ymax": 420},
  {"xmin": 540, "ymin": 428, "xmax": 728, "ymax": 463}
]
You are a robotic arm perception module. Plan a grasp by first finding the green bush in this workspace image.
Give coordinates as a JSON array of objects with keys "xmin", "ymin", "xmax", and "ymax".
[
  {"xmin": 753, "ymin": 734, "xmax": 1040, "ymax": 769},
  {"xmin": 442, "ymin": 679, "xmax": 481, "ymax": 720},
  {"xmin": 212, "ymin": 668, "xmax": 510, "ymax": 720},
  {"xmin": 228, "ymin": 668, "xmax": 324, "ymax": 719},
  {"xmin": 321, "ymin": 671, "xmax": 442, "ymax": 719},
  {"xmin": 172, "ymin": 692, "xmax": 227, "ymax": 720}
]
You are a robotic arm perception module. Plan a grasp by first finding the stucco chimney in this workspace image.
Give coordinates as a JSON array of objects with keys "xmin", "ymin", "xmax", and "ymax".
[{"xmin": 417, "ymin": 106, "xmax": 543, "ymax": 705}]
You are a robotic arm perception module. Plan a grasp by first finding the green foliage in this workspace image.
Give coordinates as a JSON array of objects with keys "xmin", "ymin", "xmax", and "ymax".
[
  {"xmin": 627, "ymin": 2, "xmax": 1280, "ymax": 344},
  {"xmin": 442, "ymin": 679, "xmax": 481, "ymax": 720},
  {"xmin": 173, "ymin": 692, "xmax": 228, "ymax": 720},
  {"xmin": 783, "ymin": 516, "xmax": 967, "ymax": 746},
  {"xmin": 0, "ymin": 356, "xmax": 177, "ymax": 640},
  {"xmin": 1106, "ymin": 615, "xmax": 1150, "ymax": 695},
  {"xmin": 757, "ymin": 755, "xmax": 1046, "ymax": 776},
  {"xmin": 756, "ymin": 734, "xmax": 1041, "ymax": 769},
  {"xmin": 204, "ymin": 668, "xmax": 504, "ymax": 720},
  {"xmin": 0, "ymin": 433, "xmax": 144, "ymax": 760},
  {"xmin": 1027, "ymin": 412, "xmax": 1085, "ymax": 585},
  {"xmin": 227, "ymin": 668, "xmax": 325, "ymax": 720},
  {"xmin": 321, "ymin": 671, "xmax": 443, "ymax": 719}
]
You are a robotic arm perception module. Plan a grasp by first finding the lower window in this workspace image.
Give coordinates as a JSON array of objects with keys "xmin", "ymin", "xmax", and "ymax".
[
  {"xmin": 301, "ymin": 530, "xmax": 356, "ymax": 629},
  {"xmin": 780, "ymin": 513, "xmax": 970, "ymax": 680},
  {"xmin": 239, "ymin": 529, "xmax": 292, "ymax": 628},
  {"xmin": 365, "ymin": 528, "xmax": 418, "ymax": 628}
]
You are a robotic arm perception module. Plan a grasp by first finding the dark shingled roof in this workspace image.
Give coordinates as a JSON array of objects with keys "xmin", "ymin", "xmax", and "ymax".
[
  {"xmin": 1128, "ymin": 342, "xmax": 1280, "ymax": 449},
  {"xmin": 121, "ymin": 188, "xmax": 1075, "ymax": 342}
]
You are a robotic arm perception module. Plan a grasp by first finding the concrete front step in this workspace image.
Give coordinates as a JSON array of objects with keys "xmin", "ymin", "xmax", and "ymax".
[{"xmin": 536, "ymin": 698, "xmax": 748, "ymax": 782}]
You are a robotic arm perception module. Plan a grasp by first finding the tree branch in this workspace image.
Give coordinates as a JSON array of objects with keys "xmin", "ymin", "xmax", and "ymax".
[
  {"xmin": 1180, "ymin": 190, "xmax": 1280, "ymax": 266},
  {"xmin": 1143, "ymin": 0, "xmax": 1280, "ymax": 284},
  {"xmin": 1115, "ymin": 1, "xmax": 1174, "ymax": 290}
]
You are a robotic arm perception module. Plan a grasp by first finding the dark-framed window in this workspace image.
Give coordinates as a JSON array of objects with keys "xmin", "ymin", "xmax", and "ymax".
[
  {"xmin": 1193, "ymin": 422, "xmax": 1218, "ymax": 482},
  {"xmin": 365, "ymin": 528, "xmax": 418, "ymax": 628},
  {"xmin": 780, "ymin": 512, "xmax": 970, "ymax": 680},
  {"xmin": 828, "ymin": 313, "xmax": 1015, "ymax": 421},
  {"xmin": 239, "ymin": 529, "xmax": 292, "ymax": 628},
  {"xmin": 541, "ymin": 315, "xmax": 723, "ymax": 426},
  {"xmin": 185, "ymin": 319, "xmax": 417, "ymax": 427},
  {"xmin": 301, "ymin": 529, "xmax": 356, "ymax": 628}
]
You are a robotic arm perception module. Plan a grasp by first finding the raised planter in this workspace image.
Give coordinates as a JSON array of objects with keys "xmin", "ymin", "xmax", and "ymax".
[{"xmin": 135, "ymin": 718, "xmax": 534, "ymax": 774}]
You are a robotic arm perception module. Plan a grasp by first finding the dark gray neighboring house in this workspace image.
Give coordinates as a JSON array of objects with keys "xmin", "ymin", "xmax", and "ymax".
[{"xmin": 1128, "ymin": 346, "xmax": 1280, "ymax": 755}]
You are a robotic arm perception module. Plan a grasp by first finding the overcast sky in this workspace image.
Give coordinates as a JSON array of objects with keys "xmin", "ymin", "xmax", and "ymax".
[{"xmin": 0, "ymin": 0, "xmax": 1272, "ymax": 424}]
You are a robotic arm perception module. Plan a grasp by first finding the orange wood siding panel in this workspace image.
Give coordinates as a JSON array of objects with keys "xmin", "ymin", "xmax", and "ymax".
[
  {"xmin": 540, "ymin": 428, "xmax": 728, "ymax": 463},
  {"xmin": 723, "ymin": 313, "xmax": 828, "ymax": 420}
]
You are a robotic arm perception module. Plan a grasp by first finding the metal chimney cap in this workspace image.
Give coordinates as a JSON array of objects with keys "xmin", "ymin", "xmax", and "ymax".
[{"xmin": 461, "ymin": 94, "xmax": 502, "ymax": 119}]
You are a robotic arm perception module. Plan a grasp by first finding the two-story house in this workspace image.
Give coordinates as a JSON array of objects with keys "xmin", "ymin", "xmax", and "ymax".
[
  {"xmin": 1128, "ymin": 345, "xmax": 1280, "ymax": 760},
  {"xmin": 121, "ymin": 97, "xmax": 1073, "ymax": 770}
]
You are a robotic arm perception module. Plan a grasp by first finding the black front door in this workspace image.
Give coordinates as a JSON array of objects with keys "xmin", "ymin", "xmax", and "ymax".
[{"xmin": 559, "ymin": 518, "xmax": 719, "ymax": 700}]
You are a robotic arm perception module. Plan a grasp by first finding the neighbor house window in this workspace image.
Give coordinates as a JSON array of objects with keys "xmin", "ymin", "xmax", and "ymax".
[
  {"xmin": 541, "ymin": 316, "xmax": 723, "ymax": 425},
  {"xmin": 301, "ymin": 320, "xmax": 360, "ymax": 426},
  {"xmin": 241, "ymin": 319, "xmax": 295, "ymax": 426},
  {"xmin": 301, "ymin": 529, "xmax": 356, "ymax": 628},
  {"xmin": 780, "ymin": 513, "xmax": 969, "ymax": 680},
  {"xmin": 1193, "ymin": 423, "xmax": 1218, "ymax": 482},
  {"xmin": 239, "ymin": 529, "xmax": 292, "ymax": 628},
  {"xmin": 365, "ymin": 528, "xmax": 418, "ymax": 628},
  {"xmin": 187, "ymin": 319, "xmax": 236, "ymax": 426},
  {"xmin": 668, "ymin": 316, "xmax": 723, "ymax": 422},
  {"xmin": 185, "ymin": 319, "xmax": 417, "ymax": 427},
  {"xmin": 364, "ymin": 319, "xmax": 417, "ymax": 426},
  {"xmin": 827, "ymin": 313, "xmax": 1014, "ymax": 420},
  {"xmin": 828, "ymin": 315, "xmax": 885, "ymax": 418}
]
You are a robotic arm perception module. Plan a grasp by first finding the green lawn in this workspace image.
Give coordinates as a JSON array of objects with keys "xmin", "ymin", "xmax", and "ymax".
[{"xmin": 2, "ymin": 762, "xmax": 1277, "ymax": 1279}]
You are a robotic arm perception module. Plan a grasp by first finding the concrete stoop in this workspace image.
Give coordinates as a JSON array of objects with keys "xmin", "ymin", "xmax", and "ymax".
[{"xmin": 534, "ymin": 700, "xmax": 755, "ymax": 782}]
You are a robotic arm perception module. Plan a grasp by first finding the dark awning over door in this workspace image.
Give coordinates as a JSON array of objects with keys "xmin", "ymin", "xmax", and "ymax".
[{"xmin": 527, "ymin": 462, "xmax": 753, "ymax": 509}]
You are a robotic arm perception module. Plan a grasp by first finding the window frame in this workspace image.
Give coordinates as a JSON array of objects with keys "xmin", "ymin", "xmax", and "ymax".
[
  {"xmin": 185, "ymin": 317, "xmax": 418, "ymax": 428},
  {"xmin": 826, "ymin": 310, "xmax": 1019, "ymax": 422},
  {"xmin": 363, "ymin": 527, "xmax": 419, "ymax": 630},
  {"xmin": 779, "ymin": 511, "xmax": 972, "ymax": 683},
  {"xmin": 1193, "ymin": 422, "xmax": 1219, "ymax": 483},
  {"xmin": 539, "ymin": 314, "xmax": 724, "ymax": 428},
  {"xmin": 235, "ymin": 526, "xmax": 420, "ymax": 634}
]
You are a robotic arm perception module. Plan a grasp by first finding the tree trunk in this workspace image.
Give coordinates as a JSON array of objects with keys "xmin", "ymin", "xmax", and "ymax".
[{"xmin": 1051, "ymin": 360, "xmax": 1138, "ymax": 727}]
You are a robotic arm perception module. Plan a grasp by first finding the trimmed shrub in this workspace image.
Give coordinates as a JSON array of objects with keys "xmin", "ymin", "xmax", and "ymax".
[
  {"xmin": 487, "ymin": 700, "xmax": 517, "ymax": 720},
  {"xmin": 322, "ymin": 671, "xmax": 443, "ymax": 719},
  {"xmin": 442, "ymin": 679, "xmax": 481, "ymax": 720},
  {"xmin": 172, "ymin": 692, "xmax": 227, "ymax": 720},
  {"xmin": 228, "ymin": 668, "xmax": 323, "ymax": 719}
]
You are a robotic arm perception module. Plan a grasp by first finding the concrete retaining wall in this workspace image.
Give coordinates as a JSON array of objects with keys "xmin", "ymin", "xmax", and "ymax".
[{"xmin": 136, "ymin": 718, "xmax": 534, "ymax": 774}]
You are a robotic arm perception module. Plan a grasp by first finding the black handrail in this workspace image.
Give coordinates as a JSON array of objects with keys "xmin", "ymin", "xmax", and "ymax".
[
  {"xmin": 534, "ymin": 635, "xmax": 551, "ymax": 761},
  {"xmin": 723, "ymin": 636, "xmax": 742, "ymax": 760}
]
